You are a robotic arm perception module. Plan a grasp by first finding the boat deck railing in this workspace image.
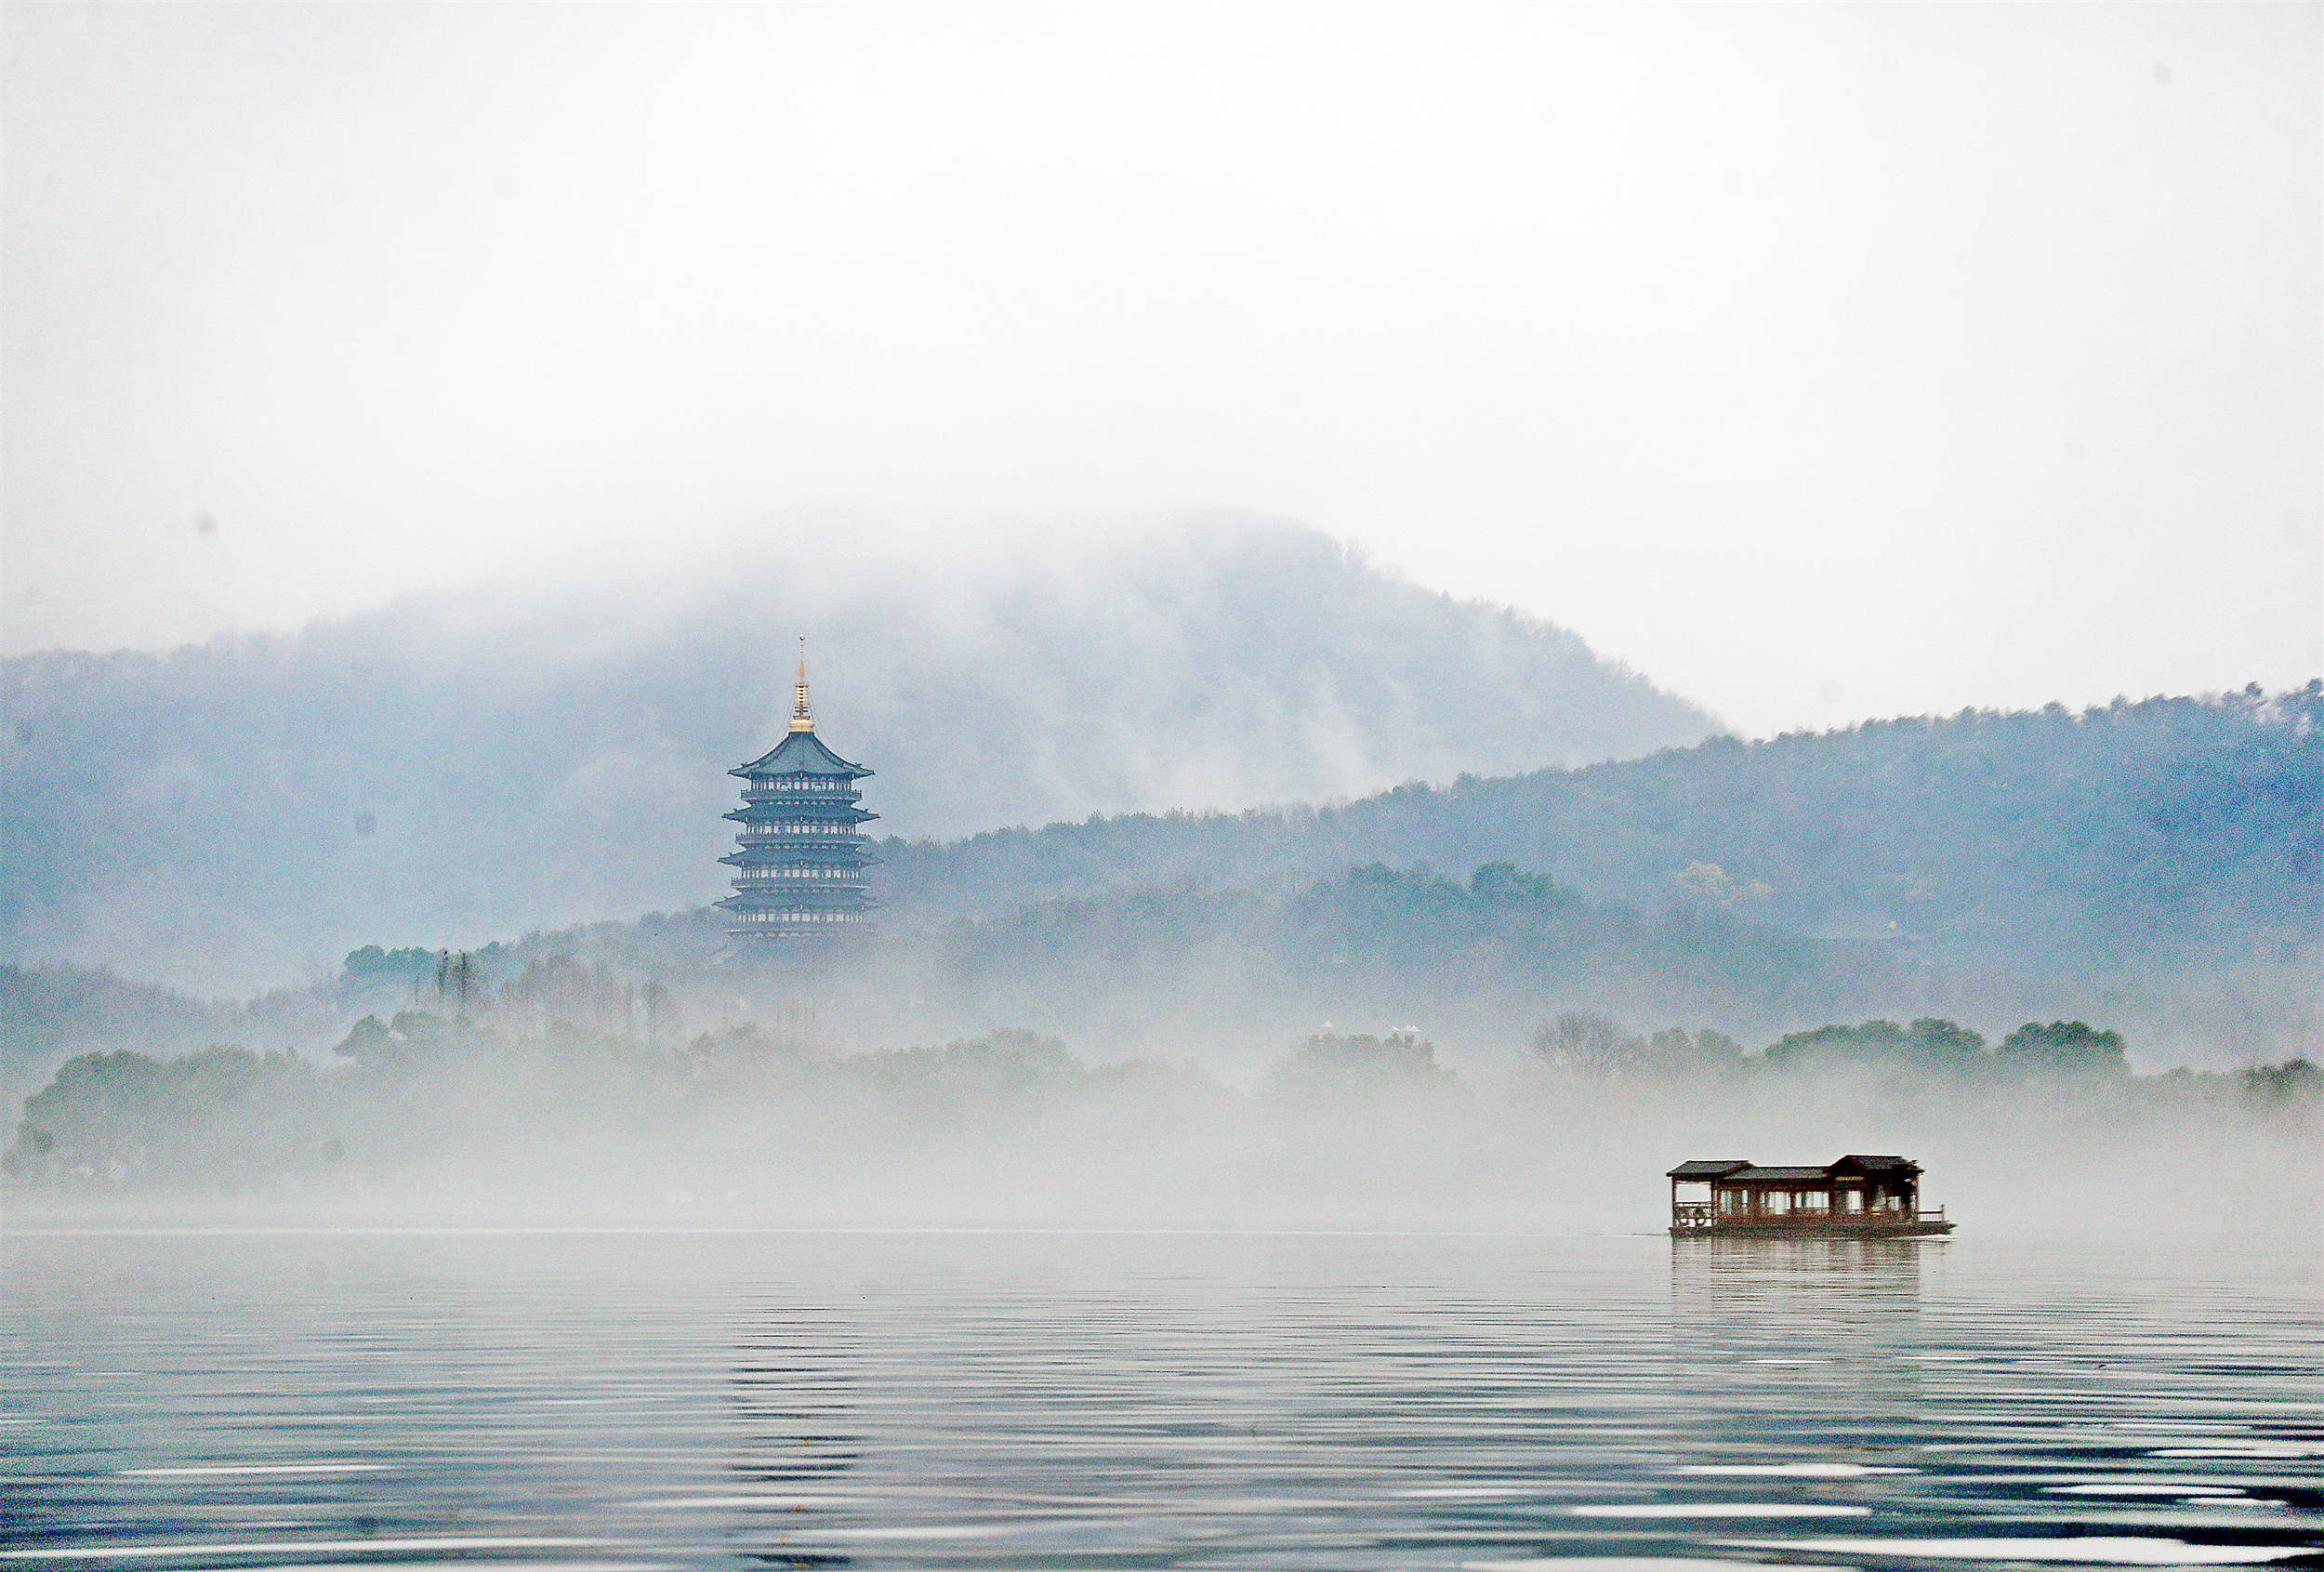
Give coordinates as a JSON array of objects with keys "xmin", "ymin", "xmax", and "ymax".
[{"xmin": 1670, "ymin": 1203, "xmax": 1948, "ymax": 1229}]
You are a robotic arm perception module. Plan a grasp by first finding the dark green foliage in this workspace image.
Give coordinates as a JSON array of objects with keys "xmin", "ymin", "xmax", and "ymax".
[
  {"xmin": 912, "ymin": 861, "xmax": 1888, "ymax": 1037},
  {"xmin": 331, "ymin": 1010, "xmax": 498, "ymax": 1073},
  {"xmin": 1279, "ymin": 862, "xmax": 1868, "ymax": 1015},
  {"xmin": 2242, "ymin": 1058, "xmax": 2320, "ymax": 1105},
  {"xmin": 887, "ymin": 686, "xmax": 2324, "ymax": 979},
  {"xmin": 1999, "ymin": 1021, "xmax": 2131, "ymax": 1077},
  {"xmin": 1694, "ymin": 1029, "xmax": 1745, "ymax": 1062},
  {"xmin": 852, "ymin": 1028, "xmax": 1083, "ymax": 1109},
  {"xmin": 342, "ymin": 945, "xmax": 437, "ymax": 979},
  {"xmin": 1765, "ymin": 1018, "xmax": 1993, "ymax": 1074},
  {"xmin": 8, "ymin": 1046, "xmax": 324, "ymax": 1182},
  {"xmin": 1267, "ymin": 1030, "xmax": 1458, "ymax": 1101}
]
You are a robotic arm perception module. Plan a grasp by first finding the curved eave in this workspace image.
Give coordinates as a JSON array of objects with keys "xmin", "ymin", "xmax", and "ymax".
[
  {"xmin": 729, "ymin": 729, "xmax": 873, "ymax": 779},
  {"xmin": 728, "ymin": 764, "xmax": 874, "ymax": 780},
  {"xmin": 725, "ymin": 809, "xmax": 878, "ymax": 825}
]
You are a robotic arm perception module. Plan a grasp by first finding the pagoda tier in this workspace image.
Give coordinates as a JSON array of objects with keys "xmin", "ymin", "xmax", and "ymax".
[{"xmin": 719, "ymin": 651, "xmax": 878, "ymax": 944}]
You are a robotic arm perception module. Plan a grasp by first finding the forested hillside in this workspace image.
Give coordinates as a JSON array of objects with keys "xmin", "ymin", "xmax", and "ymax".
[
  {"xmin": 1, "ymin": 518, "xmax": 1710, "ymax": 992},
  {"xmin": 6, "ymin": 686, "xmax": 2315, "ymax": 1081},
  {"xmin": 880, "ymin": 686, "xmax": 2323, "ymax": 980}
]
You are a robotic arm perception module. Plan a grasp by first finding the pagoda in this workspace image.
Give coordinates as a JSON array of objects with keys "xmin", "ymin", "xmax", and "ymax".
[{"xmin": 717, "ymin": 642, "xmax": 878, "ymax": 944}]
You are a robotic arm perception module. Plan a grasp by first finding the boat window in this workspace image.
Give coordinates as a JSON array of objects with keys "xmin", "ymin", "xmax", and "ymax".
[
  {"xmin": 1764, "ymin": 1192, "xmax": 1790, "ymax": 1214},
  {"xmin": 1797, "ymin": 1191, "xmax": 1829, "ymax": 1210}
]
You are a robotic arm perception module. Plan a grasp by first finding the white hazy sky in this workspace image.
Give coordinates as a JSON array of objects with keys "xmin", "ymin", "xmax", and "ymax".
[{"xmin": 4, "ymin": 1, "xmax": 2317, "ymax": 735}]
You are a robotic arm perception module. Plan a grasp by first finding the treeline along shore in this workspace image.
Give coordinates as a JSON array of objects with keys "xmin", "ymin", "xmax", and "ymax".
[{"xmin": 8, "ymin": 1004, "xmax": 2314, "ymax": 1234}]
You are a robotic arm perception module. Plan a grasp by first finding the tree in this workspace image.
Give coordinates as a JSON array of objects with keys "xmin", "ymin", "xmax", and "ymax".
[
  {"xmin": 2242, "ymin": 1059, "xmax": 2320, "ymax": 1107},
  {"xmin": 1268, "ymin": 1029, "xmax": 1459, "ymax": 1101},
  {"xmin": 1532, "ymin": 1012, "xmax": 1641, "ymax": 1081},
  {"xmin": 331, "ymin": 1011, "xmax": 482, "ymax": 1072},
  {"xmin": 852, "ymin": 1028, "xmax": 1086, "ymax": 1111},
  {"xmin": 1636, "ymin": 1027, "xmax": 1743, "ymax": 1077},
  {"xmin": 1998, "ymin": 1021, "xmax": 2130, "ymax": 1077},
  {"xmin": 640, "ymin": 979, "xmax": 676, "ymax": 1044},
  {"xmin": 1765, "ymin": 1018, "xmax": 1988, "ymax": 1075},
  {"xmin": 6, "ymin": 1046, "xmax": 318, "ymax": 1182},
  {"xmin": 1905, "ymin": 1018, "xmax": 1988, "ymax": 1065}
]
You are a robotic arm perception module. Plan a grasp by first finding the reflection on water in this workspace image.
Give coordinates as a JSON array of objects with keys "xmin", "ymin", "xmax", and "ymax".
[
  {"xmin": 2, "ymin": 1230, "xmax": 2317, "ymax": 1569},
  {"xmin": 1670, "ymin": 1236, "xmax": 1927, "ymax": 1473}
]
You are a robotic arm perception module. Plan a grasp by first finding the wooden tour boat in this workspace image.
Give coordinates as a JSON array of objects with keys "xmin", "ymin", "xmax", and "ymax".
[{"xmin": 1667, "ymin": 1155, "xmax": 1955, "ymax": 1237}]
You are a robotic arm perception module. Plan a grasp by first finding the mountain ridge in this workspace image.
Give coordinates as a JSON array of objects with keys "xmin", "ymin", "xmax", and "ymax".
[
  {"xmin": 878, "ymin": 684, "xmax": 2322, "ymax": 980},
  {"xmin": 3, "ymin": 517, "xmax": 1716, "ymax": 990}
]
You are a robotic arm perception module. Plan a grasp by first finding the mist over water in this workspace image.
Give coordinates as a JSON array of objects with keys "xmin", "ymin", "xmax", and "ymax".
[
  {"xmin": 5, "ymin": 7, "xmax": 2318, "ymax": 1564},
  {"xmin": 8, "ymin": 1007, "xmax": 2316, "ymax": 1244}
]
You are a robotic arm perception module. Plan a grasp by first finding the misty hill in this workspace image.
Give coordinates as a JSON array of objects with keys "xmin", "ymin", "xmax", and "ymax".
[
  {"xmin": 0, "ymin": 862, "xmax": 1891, "ymax": 1104},
  {"xmin": 7, "ymin": 721, "xmax": 2315, "ymax": 1097},
  {"xmin": 1, "ymin": 518, "xmax": 1713, "ymax": 991},
  {"xmin": 882, "ymin": 687, "xmax": 2324, "ymax": 983},
  {"xmin": 0, "ymin": 964, "xmax": 238, "ymax": 1115},
  {"xmin": 0, "ymin": 961, "xmax": 351, "ymax": 1115}
]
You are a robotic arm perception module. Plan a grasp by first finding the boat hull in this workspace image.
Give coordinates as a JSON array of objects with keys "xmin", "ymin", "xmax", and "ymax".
[{"xmin": 1671, "ymin": 1221, "xmax": 1955, "ymax": 1238}]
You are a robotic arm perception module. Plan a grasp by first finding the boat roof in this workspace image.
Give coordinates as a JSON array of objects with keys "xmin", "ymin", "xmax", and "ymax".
[{"xmin": 1670, "ymin": 1155, "xmax": 1923, "ymax": 1182}]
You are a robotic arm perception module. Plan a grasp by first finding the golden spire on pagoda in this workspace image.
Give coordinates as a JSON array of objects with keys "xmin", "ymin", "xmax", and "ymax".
[{"xmin": 790, "ymin": 635, "xmax": 815, "ymax": 731}]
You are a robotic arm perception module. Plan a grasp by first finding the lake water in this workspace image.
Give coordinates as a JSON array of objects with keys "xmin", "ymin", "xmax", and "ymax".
[{"xmin": 3, "ymin": 1229, "xmax": 2318, "ymax": 1569}]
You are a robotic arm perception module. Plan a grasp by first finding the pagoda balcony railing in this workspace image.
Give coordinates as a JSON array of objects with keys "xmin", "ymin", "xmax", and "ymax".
[
  {"xmin": 731, "ymin": 907, "xmax": 874, "ymax": 918},
  {"xmin": 731, "ymin": 909, "xmax": 873, "ymax": 927}
]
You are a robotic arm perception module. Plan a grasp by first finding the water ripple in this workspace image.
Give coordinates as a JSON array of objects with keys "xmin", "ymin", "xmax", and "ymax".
[{"xmin": 3, "ymin": 1231, "xmax": 2317, "ymax": 1570}]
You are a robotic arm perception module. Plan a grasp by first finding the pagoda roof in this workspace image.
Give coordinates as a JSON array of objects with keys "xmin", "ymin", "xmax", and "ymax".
[{"xmin": 732, "ymin": 728, "xmax": 871, "ymax": 779}]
